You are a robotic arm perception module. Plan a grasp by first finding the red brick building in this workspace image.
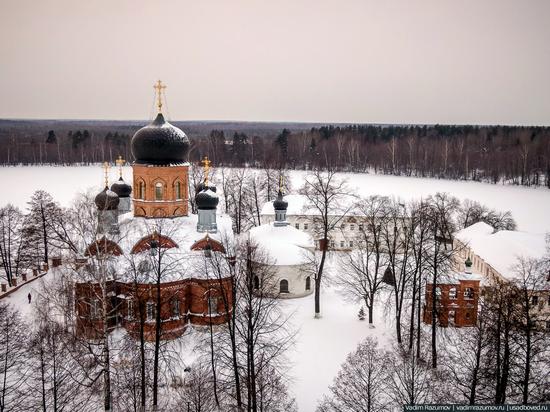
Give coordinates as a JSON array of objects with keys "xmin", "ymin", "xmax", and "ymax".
[
  {"xmin": 76, "ymin": 84, "xmax": 234, "ymax": 341},
  {"xmin": 75, "ymin": 273, "xmax": 233, "ymax": 341},
  {"xmin": 423, "ymin": 259, "xmax": 481, "ymax": 327}
]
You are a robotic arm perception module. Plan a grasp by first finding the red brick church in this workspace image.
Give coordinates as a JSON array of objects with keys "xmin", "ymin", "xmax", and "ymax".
[{"xmin": 75, "ymin": 81, "xmax": 234, "ymax": 341}]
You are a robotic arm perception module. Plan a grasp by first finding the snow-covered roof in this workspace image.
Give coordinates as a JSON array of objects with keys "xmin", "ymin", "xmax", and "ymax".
[
  {"xmin": 248, "ymin": 223, "xmax": 314, "ymax": 266},
  {"xmin": 455, "ymin": 222, "xmax": 547, "ymax": 281},
  {"xmin": 78, "ymin": 213, "xmax": 235, "ymax": 282},
  {"xmin": 438, "ymin": 270, "xmax": 483, "ymax": 285}
]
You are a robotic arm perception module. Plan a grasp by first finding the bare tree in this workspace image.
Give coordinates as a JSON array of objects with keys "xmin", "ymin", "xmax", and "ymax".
[
  {"xmin": 303, "ymin": 169, "xmax": 352, "ymax": 318},
  {"xmin": 0, "ymin": 205, "xmax": 24, "ymax": 286},
  {"xmin": 0, "ymin": 303, "xmax": 30, "ymax": 412},
  {"xmin": 207, "ymin": 239, "xmax": 296, "ymax": 411},
  {"xmin": 317, "ymin": 337, "xmax": 393, "ymax": 412},
  {"xmin": 335, "ymin": 196, "xmax": 390, "ymax": 325}
]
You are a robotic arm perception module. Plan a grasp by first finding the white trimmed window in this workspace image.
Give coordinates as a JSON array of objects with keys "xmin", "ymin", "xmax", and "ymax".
[{"xmin": 449, "ymin": 287, "xmax": 457, "ymax": 300}]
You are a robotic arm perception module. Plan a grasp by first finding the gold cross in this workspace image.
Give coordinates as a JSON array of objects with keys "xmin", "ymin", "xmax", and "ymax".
[
  {"xmin": 115, "ymin": 155, "xmax": 125, "ymax": 178},
  {"xmin": 202, "ymin": 156, "xmax": 212, "ymax": 186},
  {"xmin": 153, "ymin": 80, "xmax": 166, "ymax": 114},
  {"xmin": 102, "ymin": 162, "xmax": 110, "ymax": 188}
]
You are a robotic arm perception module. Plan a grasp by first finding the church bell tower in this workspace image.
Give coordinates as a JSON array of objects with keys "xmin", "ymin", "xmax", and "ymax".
[{"xmin": 130, "ymin": 81, "xmax": 190, "ymax": 218}]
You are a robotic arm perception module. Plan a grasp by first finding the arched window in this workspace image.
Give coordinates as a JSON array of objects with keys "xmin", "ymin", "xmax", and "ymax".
[
  {"xmin": 138, "ymin": 181, "xmax": 145, "ymax": 200},
  {"xmin": 279, "ymin": 279, "xmax": 289, "ymax": 294},
  {"xmin": 174, "ymin": 181, "xmax": 182, "ymax": 200},
  {"xmin": 254, "ymin": 275, "xmax": 260, "ymax": 290},
  {"xmin": 305, "ymin": 276, "xmax": 311, "ymax": 291},
  {"xmin": 155, "ymin": 182, "xmax": 163, "ymax": 200},
  {"xmin": 207, "ymin": 296, "xmax": 218, "ymax": 315}
]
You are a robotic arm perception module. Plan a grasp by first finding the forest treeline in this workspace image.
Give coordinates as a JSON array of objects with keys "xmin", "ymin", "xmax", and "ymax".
[{"xmin": 1, "ymin": 122, "xmax": 549, "ymax": 187}]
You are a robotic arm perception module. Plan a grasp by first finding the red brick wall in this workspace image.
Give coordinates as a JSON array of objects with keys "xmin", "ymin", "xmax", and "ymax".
[
  {"xmin": 423, "ymin": 279, "xmax": 480, "ymax": 327},
  {"xmin": 75, "ymin": 276, "xmax": 233, "ymax": 341},
  {"xmin": 132, "ymin": 164, "xmax": 189, "ymax": 218}
]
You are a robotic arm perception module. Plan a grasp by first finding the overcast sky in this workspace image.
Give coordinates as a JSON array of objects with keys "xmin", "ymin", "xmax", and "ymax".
[{"xmin": 1, "ymin": 0, "xmax": 549, "ymax": 125}]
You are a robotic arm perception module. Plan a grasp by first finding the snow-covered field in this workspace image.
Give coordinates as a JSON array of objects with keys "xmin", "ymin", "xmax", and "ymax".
[
  {"xmin": 2, "ymin": 165, "xmax": 549, "ymax": 233},
  {"xmin": 1, "ymin": 165, "xmax": 549, "ymax": 410}
]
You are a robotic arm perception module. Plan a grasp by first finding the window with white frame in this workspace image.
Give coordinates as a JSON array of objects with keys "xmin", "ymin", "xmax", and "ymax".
[
  {"xmin": 295, "ymin": 223, "xmax": 300, "ymax": 230},
  {"xmin": 449, "ymin": 287, "xmax": 457, "ymax": 299},
  {"xmin": 340, "ymin": 241, "xmax": 345, "ymax": 248},
  {"xmin": 304, "ymin": 223, "xmax": 309, "ymax": 230},
  {"xmin": 464, "ymin": 288, "xmax": 474, "ymax": 299}
]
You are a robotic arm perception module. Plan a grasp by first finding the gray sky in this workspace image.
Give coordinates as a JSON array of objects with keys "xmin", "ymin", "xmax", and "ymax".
[{"xmin": 1, "ymin": 0, "xmax": 549, "ymax": 125}]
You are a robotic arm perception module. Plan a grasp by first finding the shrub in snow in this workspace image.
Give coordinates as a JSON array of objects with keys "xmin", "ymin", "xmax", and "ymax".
[{"xmin": 358, "ymin": 306, "xmax": 365, "ymax": 321}]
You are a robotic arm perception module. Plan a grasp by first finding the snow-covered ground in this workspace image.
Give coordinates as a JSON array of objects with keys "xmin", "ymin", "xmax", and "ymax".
[
  {"xmin": 281, "ymin": 278, "xmax": 392, "ymax": 410},
  {"xmin": 1, "ymin": 165, "xmax": 549, "ymax": 410},
  {"xmin": 4, "ymin": 260, "xmax": 390, "ymax": 411},
  {"xmin": 1, "ymin": 165, "xmax": 549, "ymax": 233}
]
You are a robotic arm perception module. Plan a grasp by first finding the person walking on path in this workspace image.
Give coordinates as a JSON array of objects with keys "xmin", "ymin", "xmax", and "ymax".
[{"xmin": 28, "ymin": 293, "xmax": 31, "ymax": 304}]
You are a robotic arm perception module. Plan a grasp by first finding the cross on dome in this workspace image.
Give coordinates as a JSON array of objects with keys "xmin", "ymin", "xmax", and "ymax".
[
  {"xmin": 153, "ymin": 80, "xmax": 167, "ymax": 114},
  {"xmin": 115, "ymin": 155, "xmax": 125, "ymax": 178},
  {"xmin": 102, "ymin": 161, "xmax": 110, "ymax": 188},
  {"xmin": 202, "ymin": 156, "xmax": 212, "ymax": 186}
]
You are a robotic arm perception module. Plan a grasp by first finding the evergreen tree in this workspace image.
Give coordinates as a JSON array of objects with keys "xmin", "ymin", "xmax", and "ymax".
[{"xmin": 45, "ymin": 130, "xmax": 56, "ymax": 144}]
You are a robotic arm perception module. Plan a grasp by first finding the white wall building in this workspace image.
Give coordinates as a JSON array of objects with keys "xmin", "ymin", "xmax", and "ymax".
[
  {"xmin": 260, "ymin": 194, "xmax": 368, "ymax": 251},
  {"xmin": 454, "ymin": 222, "xmax": 550, "ymax": 329},
  {"xmin": 250, "ymin": 191, "xmax": 315, "ymax": 298}
]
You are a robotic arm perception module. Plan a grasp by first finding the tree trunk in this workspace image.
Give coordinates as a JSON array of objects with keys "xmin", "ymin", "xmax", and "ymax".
[{"xmin": 314, "ymin": 245, "xmax": 327, "ymax": 318}]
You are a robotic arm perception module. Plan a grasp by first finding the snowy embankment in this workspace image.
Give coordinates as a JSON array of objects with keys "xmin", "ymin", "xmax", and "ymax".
[{"xmin": 1, "ymin": 165, "xmax": 550, "ymax": 233}]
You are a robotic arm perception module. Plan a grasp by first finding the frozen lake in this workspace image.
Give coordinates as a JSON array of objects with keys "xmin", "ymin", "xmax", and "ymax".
[{"xmin": 1, "ymin": 165, "xmax": 549, "ymax": 233}]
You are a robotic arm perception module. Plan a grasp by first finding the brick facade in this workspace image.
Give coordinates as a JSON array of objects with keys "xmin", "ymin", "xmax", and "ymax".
[
  {"xmin": 132, "ymin": 164, "xmax": 189, "ymax": 218},
  {"xmin": 423, "ymin": 279, "xmax": 480, "ymax": 327},
  {"xmin": 76, "ymin": 276, "xmax": 233, "ymax": 341}
]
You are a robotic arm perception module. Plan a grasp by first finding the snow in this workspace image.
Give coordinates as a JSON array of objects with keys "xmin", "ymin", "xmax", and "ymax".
[
  {"xmin": 248, "ymin": 222, "xmax": 314, "ymax": 265},
  {"xmin": 1, "ymin": 166, "xmax": 550, "ymax": 410},
  {"xmin": 455, "ymin": 222, "xmax": 547, "ymax": 280},
  {"xmin": 281, "ymin": 257, "xmax": 393, "ymax": 411},
  {"xmin": 2, "ymin": 166, "xmax": 550, "ymax": 234}
]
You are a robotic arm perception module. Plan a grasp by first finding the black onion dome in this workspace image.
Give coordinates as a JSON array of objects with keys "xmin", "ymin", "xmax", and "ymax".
[
  {"xmin": 196, "ymin": 182, "xmax": 217, "ymax": 194},
  {"xmin": 95, "ymin": 187, "xmax": 120, "ymax": 211},
  {"xmin": 110, "ymin": 177, "xmax": 132, "ymax": 198},
  {"xmin": 273, "ymin": 190, "xmax": 288, "ymax": 211},
  {"xmin": 195, "ymin": 187, "xmax": 219, "ymax": 210},
  {"xmin": 131, "ymin": 113, "xmax": 190, "ymax": 165}
]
